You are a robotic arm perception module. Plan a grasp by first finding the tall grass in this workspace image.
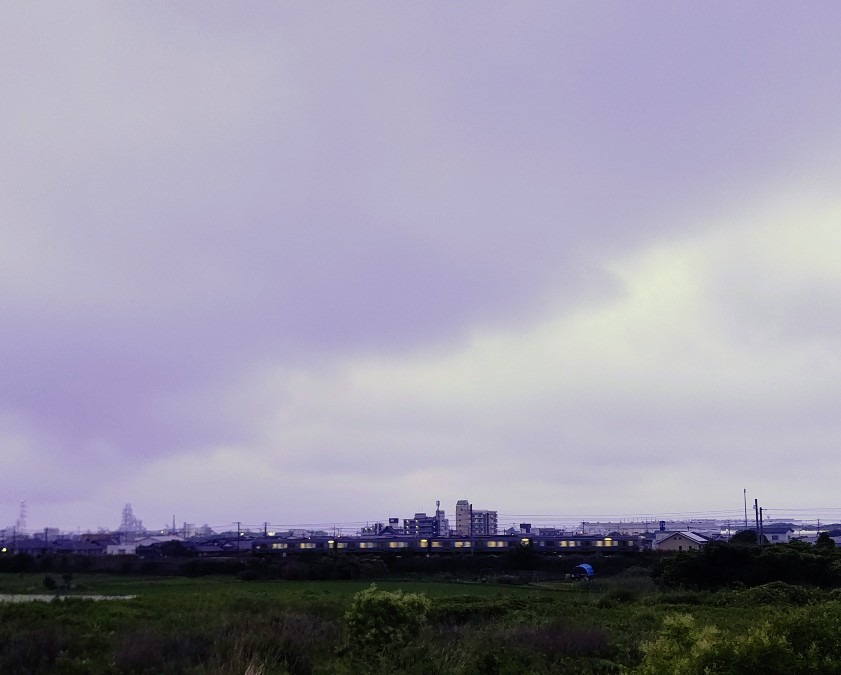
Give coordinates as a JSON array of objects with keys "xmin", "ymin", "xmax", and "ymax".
[{"xmin": 1, "ymin": 572, "xmax": 833, "ymax": 673}]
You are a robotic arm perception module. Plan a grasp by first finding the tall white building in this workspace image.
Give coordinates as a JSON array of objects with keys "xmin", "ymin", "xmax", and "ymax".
[
  {"xmin": 455, "ymin": 499, "xmax": 498, "ymax": 536},
  {"xmin": 455, "ymin": 500, "xmax": 471, "ymax": 535}
]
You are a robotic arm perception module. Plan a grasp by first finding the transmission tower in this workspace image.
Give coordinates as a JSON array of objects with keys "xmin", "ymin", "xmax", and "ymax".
[{"xmin": 15, "ymin": 501, "xmax": 27, "ymax": 533}]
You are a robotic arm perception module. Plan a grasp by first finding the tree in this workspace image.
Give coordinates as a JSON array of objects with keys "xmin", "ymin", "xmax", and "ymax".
[
  {"xmin": 816, "ymin": 531, "xmax": 836, "ymax": 550},
  {"xmin": 729, "ymin": 529, "xmax": 768, "ymax": 545}
]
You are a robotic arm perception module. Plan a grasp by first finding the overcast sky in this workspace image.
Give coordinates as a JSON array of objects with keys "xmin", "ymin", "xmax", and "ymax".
[{"xmin": 3, "ymin": 3, "xmax": 841, "ymax": 533}]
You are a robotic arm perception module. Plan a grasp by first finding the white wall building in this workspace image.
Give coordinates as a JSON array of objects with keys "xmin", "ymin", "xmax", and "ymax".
[{"xmin": 455, "ymin": 499, "xmax": 498, "ymax": 536}]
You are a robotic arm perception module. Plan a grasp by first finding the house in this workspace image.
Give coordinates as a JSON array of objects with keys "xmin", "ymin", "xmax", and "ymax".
[
  {"xmin": 762, "ymin": 525, "xmax": 795, "ymax": 544},
  {"xmin": 654, "ymin": 532, "xmax": 709, "ymax": 552},
  {"xmin": 105, "ymin": 534, "xmax": 185, "ymax": 556},
  {"xmin": 53, "ymin": 539, "xmax": 105, "ymax": 556},
  {"xmin": 4, "ymin": 538, "xmax": 56, "ymax": 555}
]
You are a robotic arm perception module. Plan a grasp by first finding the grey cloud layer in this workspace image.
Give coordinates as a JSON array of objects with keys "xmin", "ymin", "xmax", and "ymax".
[{"xmin": 2, "ymin": 4, "xmax": 841, "ymax": 528}]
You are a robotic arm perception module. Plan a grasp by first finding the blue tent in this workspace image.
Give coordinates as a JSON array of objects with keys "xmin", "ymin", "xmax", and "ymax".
[{"xmin": 571, "ymin": 563, "xmax": 594, "ymax": 578}]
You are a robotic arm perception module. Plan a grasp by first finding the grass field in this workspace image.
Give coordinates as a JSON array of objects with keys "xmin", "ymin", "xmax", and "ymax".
[{"xmin": 1, "ymin": 570, "xmax": 839, "ymax": 674}]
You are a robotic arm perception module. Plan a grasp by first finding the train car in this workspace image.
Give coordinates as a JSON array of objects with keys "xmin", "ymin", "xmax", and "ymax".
[{"xmin": 252, "ymin": 532, "xmax": 644, "ymax": 556}]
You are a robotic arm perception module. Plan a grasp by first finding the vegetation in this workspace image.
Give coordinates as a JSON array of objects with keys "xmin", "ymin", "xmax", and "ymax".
[
  {"xmin": 1, "ymin": 540, "xmax": 841, "ymax": 673},
  {"xmin": 341, "ymin": 584, "xmax": 431, "ymax": 659},
  {"xmin": 653, "ymin": 539, "xmax": 841, "ymax": 590}
]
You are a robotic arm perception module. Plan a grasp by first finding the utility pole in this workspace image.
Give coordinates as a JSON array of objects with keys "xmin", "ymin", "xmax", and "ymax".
[
  {"xmin": 754, "ymin": 499, "xmax": 760, "ymax": 545},
  {"xmin": 744, "ymin": 489, "xmax": 748, "ymax": 529},
  {"xmin": 469, "ymin": 503, "xmax": 474, "ymax": 553},
  {"xmin": 236, "ymin": 522, "xmax": 241, "ymax": 551},
  {"xmin": 759, "ymin": 507, "xmax": 765, "ymax": 545}
]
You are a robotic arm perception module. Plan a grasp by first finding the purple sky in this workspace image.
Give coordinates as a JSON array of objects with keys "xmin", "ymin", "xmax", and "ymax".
[{"xmin": 3, "ymin": 4, "xmax": 841, "ymax": 532}]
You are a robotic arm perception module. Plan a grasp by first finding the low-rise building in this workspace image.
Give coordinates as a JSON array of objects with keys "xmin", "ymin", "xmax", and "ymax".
[{"xmin": 654, "ymin": 532, "xmax": 709, "ymax": 552}]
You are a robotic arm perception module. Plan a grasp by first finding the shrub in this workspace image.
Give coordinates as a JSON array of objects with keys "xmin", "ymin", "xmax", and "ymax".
[
  {"xmin": 597, "ymin": 587, "xmax": 638, "ymax": 608},
  {"xmin": 773, "ymin": 605, "xmax": 841, "ymax": 670},
  {"xmin": 509, "ymin": 624, "xmax": 612, "ymax": 659},
  {"xmin": 737, "ymin": 581, "xmax": 817, "ymax": 607},
  {"xmin": 637, "ymin": 613, "xmax": 719, "ymax": 674},
  {"xmin": 343, "ymin": 584, "xmax": 431, "ymax": 656},
  {"xmin": 637, "ymin": 613, "xmax": 798, "ymax": 674}
]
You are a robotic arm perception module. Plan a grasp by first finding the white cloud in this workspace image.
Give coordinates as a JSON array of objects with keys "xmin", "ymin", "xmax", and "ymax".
[{"xmin": 231, "ymin": 191, "xmax": 841, "ymax": 519}]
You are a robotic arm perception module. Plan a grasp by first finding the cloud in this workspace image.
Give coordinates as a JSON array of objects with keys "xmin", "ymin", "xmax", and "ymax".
[
  {"xmin": 3, "ymin": 4, "xmax": 841, "ymax": 529},
  {"xmin": 222, "ymin": 190, "xmax": 841, "ymax": 523}
]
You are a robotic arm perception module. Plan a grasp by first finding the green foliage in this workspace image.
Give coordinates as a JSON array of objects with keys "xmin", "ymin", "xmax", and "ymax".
[
  {"xmin": 42, "ymin": 575, "xmax": 57, "ymax": 591},
  {"xmin": 816, "ymin": 532, "xmax": 836, "ymax": 550},
  {"xmin": 596, "ymin": 587, "xmax": 639, "ymax": 608},
  {"xmin": 637, "ymin": 605, "xmax": 841, "ymax": 674},
  {"xmin": 637, "ymin": 614, "xmax": 723, "ymax": 674},
  {"xmin": 342, "ymin": 583, "xmax": 431, "ymax": 656},
  {"xmin": 6, "ymin": 573, "xmax": 841, "ymax": 674},
  {"xmin": 735, "ymin": 581, "xmax": 817, "ymax": 607},
  {"xmin": 637, "ymin": 613, "xmax": 797, "ymax": 674},
  {"xmin": 654, "ymin": 540, "xmax": 841, "ymax": 590},
  {"xmin": 729, "ymin": 529, "xmax": 767, "ymax": 545}
]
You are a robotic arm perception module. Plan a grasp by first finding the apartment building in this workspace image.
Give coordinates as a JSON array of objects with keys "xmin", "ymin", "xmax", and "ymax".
[{"xmin": 455, "ymin": 499, "xmax": 498, "ymax": 536}]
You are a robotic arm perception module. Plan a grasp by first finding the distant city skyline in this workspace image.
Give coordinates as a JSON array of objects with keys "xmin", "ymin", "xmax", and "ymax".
[
  {"xmin": 5, "ymin": 498, "xmax": 841, "ymax": 536},
  {"xmin": 2, "ymin": 4, "xmax": 841, "ymax": 532}
]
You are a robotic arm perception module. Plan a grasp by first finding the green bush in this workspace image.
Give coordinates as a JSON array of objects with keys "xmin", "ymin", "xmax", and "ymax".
[
  {"xmin": 635, "ymin": 610, "xmax": 841, "ymax": 674},
  {"xmin": 637, "ymin": 613, "xmax": 794, "ymax": 674},
  {"xmin": 597, "ymin": 587, "xmax": 639, "ymax": 608},
  {"xmin": 737, "ymin": 581, "xmax": 817, "ymax": 607},
  {"xmin": 343, "ymin": 583, "xmax": 431, "ymax": 656},
  {"xmin": 636, "ymin": 614, "xmax": 720, "ymax": 674}
]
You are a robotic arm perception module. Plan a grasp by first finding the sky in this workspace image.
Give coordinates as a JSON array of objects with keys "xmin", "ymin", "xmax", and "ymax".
[{"xmin": 2, "ymin": 3, "xmax": 841, "ymax": 533}]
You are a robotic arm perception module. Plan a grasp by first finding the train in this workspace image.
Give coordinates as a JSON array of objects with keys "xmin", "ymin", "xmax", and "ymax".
[{"xmin": 252, "ymin": 532, "xmax": 646, "ymax": 555}]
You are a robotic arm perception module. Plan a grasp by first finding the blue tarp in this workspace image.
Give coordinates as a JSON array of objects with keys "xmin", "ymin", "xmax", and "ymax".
[{"xmin": 572, "ymin": 563, "xmax": 594, "ymax": 577}]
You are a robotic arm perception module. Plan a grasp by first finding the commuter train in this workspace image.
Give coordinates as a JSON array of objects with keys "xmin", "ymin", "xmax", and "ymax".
[{"xmin": 252, "ymin": 532, "xmax": 646, "ymax": 555}]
